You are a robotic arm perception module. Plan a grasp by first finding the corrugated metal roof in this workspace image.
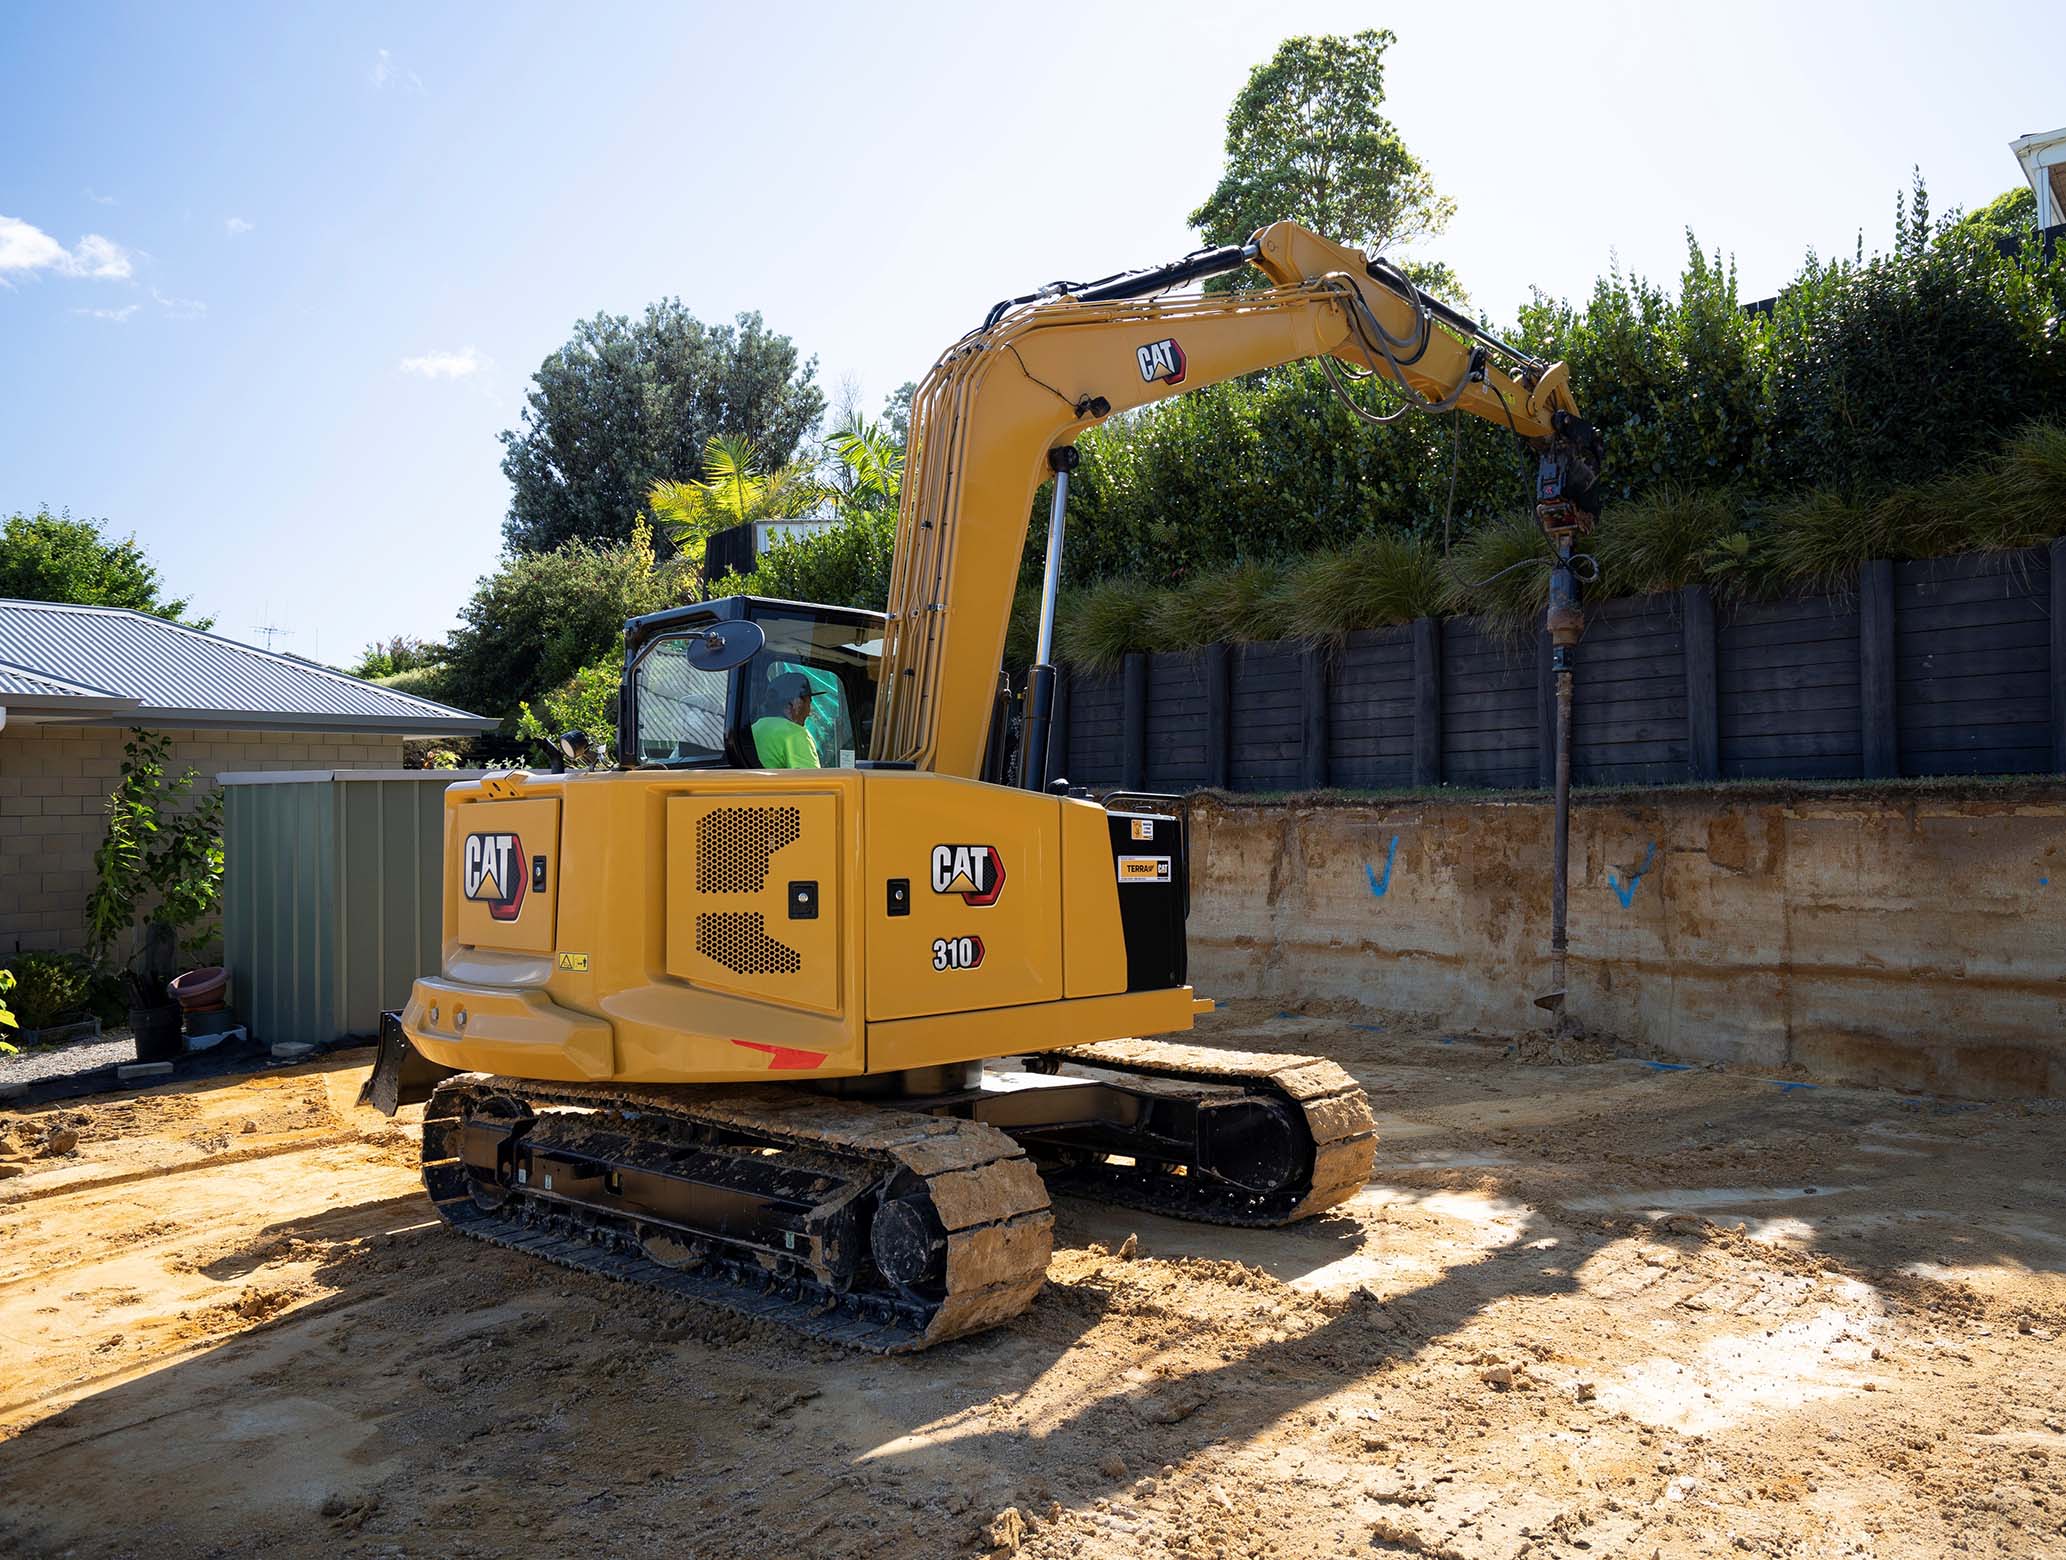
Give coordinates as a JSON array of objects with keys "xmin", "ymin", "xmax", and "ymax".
[
  {"xmin": 0, "ymin": 659, "xmax": 122, "ymax": 699},
  {"xmin": 0, "ymin": 599, "xmax": 499, "ymax": 733}
]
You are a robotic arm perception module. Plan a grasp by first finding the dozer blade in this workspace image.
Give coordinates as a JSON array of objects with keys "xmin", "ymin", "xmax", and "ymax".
[
  {"xmin": 417, "ymin": 1075, "xmax": 1051, "ymax": 1353},
  {"xmin": 1018, "ymin": 1038, "xmax": 1377, "ymax": 1226},
  {"xmin": 357, "ymin": 1011, "xmax": 461, "ymax": 1117}
]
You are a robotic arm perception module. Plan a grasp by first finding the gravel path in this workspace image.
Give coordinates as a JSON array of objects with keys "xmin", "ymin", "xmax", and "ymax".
[{"xmin": 0, "ymin": 1029, "xmax": 137, "ymax": 1088}]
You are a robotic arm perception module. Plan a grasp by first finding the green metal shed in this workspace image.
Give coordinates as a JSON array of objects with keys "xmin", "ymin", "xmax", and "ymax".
[{"xmin": 219, "ymin": 770, "xmax": 479, "ymax": 1048}]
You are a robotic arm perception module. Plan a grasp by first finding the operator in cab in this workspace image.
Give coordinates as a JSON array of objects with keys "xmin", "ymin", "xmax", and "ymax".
[{"xmin": 751, "ymin": 671, "xmax": 821, "ymax": 768}]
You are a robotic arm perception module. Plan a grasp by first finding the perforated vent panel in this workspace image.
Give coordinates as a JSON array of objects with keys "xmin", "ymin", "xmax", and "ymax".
[
  {"xmin": 696, "ymin": 805, "xmax": 801, "ymax": 894},
  {"xmin": 696, "ymin": 912, "xmax": 802, "ymax": 975}
]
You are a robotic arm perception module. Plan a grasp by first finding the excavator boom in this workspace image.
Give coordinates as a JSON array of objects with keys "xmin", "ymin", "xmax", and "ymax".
[{"xmin": 876, "ymin": 221, "xmax": 1601, "ymax": 778}]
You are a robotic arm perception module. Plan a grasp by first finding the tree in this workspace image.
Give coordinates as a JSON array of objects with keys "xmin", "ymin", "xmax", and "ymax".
[
  {"xmin": 826, "ymin": 417, "xmax": 904, "ymax": 510},
  {"xmin": 646, "ymin": 434, "xmax": 827, "ymax": 573},
  {"xmin": 1944, "ymin": 185, "xmax": 2039, "ymax": 250},
  {"xmin": 498, "ymin": 303, "xmax": 826, "ymax": 555},
  {"xmin": 0, "ymin": 507, "xmax": 205, "ymax": 624},
  {"xmin": 349, "ymin": 634, "xmax": 440, "ymax": 680},
  {"xmin": 1190, "ymin": 30, "xmax": 1455, "ymax": 285},
  {"xmin": 881, "ymin": 381, "xmax": 917, "ymax": 445},
  {"xmin": 440, "ymin": 520, "xmax": 683, "ymax": 725}
]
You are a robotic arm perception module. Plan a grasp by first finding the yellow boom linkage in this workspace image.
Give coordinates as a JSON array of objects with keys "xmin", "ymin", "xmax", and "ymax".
[{"xmin": 878, "ymin": 220, "xmax": 1599, "ymax": 779}]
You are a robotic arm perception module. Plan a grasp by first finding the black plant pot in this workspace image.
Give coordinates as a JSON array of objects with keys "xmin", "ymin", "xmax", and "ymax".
[{"xmin": 130, "ymin": 1003, "xmax": 185, "ymax": 1063}]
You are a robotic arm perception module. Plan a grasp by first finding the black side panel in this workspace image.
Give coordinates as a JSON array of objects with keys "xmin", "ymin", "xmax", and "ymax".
[{"xmin": 1104, "ymin": 809, "xmax": 1187, "ymax": 991}]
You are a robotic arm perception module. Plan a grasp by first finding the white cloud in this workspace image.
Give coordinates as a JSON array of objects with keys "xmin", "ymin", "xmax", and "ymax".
[
  {"xmin": 225, "ymin": 216, "xmax": 255, "ymax": 236},
  {"xmin": 370, "ymin": 48, "xmax": 424, "ymax": 92},
  {"xmin": 399, "ymin": 347, "xmax": 483, "ymax": 379},
  {"xmin": 0, "ymin": 216, "xmax": 134, "ymax": 281},
  {"xmin": 0, "ymin": 215, "xmax": 69, "ymax": 274},
  {"xmin": 152, "ymin": 286, "xmax": 206, "ymax": 319},
  {"xmin": 84, "ymin": 187, "xmax": 117, "ymax": 206},
  {"xmin": 68, "ymin": 233, "xmax": 133, "ymax": 279},
  {"xmin": 74, "ymin": 304, "xmax": 139, "ymax": 323}
]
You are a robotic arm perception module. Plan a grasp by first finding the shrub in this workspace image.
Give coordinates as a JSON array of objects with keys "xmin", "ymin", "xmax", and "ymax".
[
  {"xmin": 374, "ymin": 663, "xmax": 461, "ymax": 705},
  {"xmin": 85, "ymin": 729, "xmax": 225, "ymax": 1002},
  {"xmin": 1047, "ymin": 177, "xmax": 2064, "ymax": 596},
  {"xmin": 1441, "ymin": 512, "xmax": 1553, "ymax": 639},
  {"xmin": 513, "ymin": 661, "xmax": 620, "ymax": 763},
  {"xmin": 1055, "ymin": 418, "xmax": 2066, "ymax": 654},
  {"xmin": 1761, "ymin": 183, "xmax": 2066, "ymax": 495},
  {"xmin": 1057, "ymin": 578, "xmax": 1164, "ymax": 671},
  {"xmin": 1149, "ymin": 559, "xmax": 1292, "ymax": 648},
  {"xmin": 0, "ymin": 953, "xmax": 92, "ymax": 1031},
  {"xmin": 714, "ymin": 506, "xmax": 897, "ymax": 612},
  {"xmin": 1277, "ymin": 533, "xmax": 1445, "ymax": 642},
  {"xmin": 1957, "ymin": 418, "xmax": 2066, "ymax": 548},
  {"xmin": 1590, "ymin": 485, "xmax": 1744, "ymax": 599},
  {"xmin": 1057, "ymin": 362, "xmax": 1522, "ymax": 589}
]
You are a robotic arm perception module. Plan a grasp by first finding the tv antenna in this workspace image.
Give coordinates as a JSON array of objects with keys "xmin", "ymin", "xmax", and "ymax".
[{"xmin": 252, "ymin": 621, "xmax": 293, "ymax": 653}]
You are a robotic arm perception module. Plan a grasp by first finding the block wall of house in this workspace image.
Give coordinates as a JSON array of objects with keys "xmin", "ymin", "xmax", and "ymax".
[{"xmin": 0, "ymin": 725, "xmax": 402, "ymax": 955}]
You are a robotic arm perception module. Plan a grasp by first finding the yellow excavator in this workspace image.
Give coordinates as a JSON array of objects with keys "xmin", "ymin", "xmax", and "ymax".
[{"xmin": 363, "ymin": 221, "xmax": 1602, "ymax": 1350}]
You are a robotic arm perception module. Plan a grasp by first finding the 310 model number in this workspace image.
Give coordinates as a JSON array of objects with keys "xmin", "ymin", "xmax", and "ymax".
[{"xmin": 931, "ymin": 935, "xmax": 985, "ymax": 971}]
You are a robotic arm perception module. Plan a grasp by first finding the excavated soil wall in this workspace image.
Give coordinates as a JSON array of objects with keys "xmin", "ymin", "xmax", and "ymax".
[{"xmin": 1186, "ymin": 789, "xmax": 2066, "ymax": 1098}]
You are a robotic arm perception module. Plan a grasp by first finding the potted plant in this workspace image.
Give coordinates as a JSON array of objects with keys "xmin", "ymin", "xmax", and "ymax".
[{"xmin": 83, "ymin": 730, "xmax": 225, "ymax": 1063}]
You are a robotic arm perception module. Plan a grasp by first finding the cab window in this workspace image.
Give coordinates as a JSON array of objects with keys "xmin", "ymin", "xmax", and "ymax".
[{"xmin": 633, "ymin": 636, "xmax": 727, "ymax": 762}]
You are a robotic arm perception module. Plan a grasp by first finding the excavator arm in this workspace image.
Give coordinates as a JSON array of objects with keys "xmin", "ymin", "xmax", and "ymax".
[{"xmin": 875, "ymin": 221, "xmax": 1603, "ymax": 779}]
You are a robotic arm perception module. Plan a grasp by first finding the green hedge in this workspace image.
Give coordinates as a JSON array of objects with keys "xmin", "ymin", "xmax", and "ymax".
[
  {"xmin": 1055, "ymin": 420, "xmax": 2066, "ymax": 668},
  {"xmin": 1050, "ymin": 194, "xmax": 2065, "ymax": 596}
]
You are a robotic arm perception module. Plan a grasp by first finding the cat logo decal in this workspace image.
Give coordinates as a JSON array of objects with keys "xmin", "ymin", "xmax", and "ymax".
[
  {"xmin": 930, "ymin": 844, "xmax": 1006, "ymax": 907},
  {"xmin": 463, "ymin": 832, "xmax": 527, "ymax": 921},
  {"xmin": 1136, "ymin": 337, "xmax": 1187, "ymax": 386}
]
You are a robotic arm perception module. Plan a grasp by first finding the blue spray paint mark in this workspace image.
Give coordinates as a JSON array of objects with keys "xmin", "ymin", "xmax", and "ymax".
[
  {"xmin": 1364, "ymin": 835, "xmax": 1402, "ymax": 898},
  {"xmin": 1769, "ymin": 1080, "xmax": 1817, "ymax": 1093},
  {"xmin": 1634, "ymin": 1060, "xmax": 1694, "ymax": 1073},
  {"xmin": 1274, "ymin": 1011, "xmax": 1298, "ymax": 1020},
  {"xmin": 1351, "ymin": 1023, "xmax": 1386, "ymax": 1033},
  {"xmin": 2043, "ymin": 877, "xmax": 2051, "ymax": 887},
  {"xmin": 1608, "ymin": 842, "xmax": 1658, "ymax": 908}
]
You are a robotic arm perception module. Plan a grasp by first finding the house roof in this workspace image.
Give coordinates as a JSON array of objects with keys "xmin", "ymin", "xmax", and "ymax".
[
  {"xmin": 0, "ymin": 658, "xmax": 137, "ymax": 716},
  {"xmin": 0, "ymin": 599, "xmax": 498, "ymax": 735}
]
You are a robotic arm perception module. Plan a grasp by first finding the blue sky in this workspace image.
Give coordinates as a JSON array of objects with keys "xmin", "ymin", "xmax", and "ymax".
[{"xmin": 2, "ymin": 0, "xmax": 2057, "ymax": 670}]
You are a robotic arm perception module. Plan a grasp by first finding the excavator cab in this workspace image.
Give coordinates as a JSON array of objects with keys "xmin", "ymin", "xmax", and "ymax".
[{"xmin": 616, "ymin": 596, "xmax": 887, "ymax": 771}]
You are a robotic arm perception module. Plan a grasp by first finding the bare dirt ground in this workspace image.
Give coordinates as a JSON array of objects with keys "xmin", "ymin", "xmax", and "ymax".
[{"xmin": 2, "ymin": 1004, "xmax": 2063, "ymax": 1559}]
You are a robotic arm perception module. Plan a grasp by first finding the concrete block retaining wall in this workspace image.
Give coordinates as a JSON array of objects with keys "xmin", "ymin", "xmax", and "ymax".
[{"xmin": 1185, "ymin": 789, "xmax": 2066, "ymax": 1098}]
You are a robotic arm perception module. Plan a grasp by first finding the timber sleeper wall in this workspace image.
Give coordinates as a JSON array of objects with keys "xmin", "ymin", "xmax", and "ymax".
[{"xmin": 1048, "ymin": 541, "xmax": 2066, "ymax": 791}]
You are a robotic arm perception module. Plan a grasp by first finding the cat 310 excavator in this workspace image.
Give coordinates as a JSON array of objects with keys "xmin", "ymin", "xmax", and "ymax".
[{"xmin": 363, "ymin": 220, "xmax": 1603, "ymax": 1351}]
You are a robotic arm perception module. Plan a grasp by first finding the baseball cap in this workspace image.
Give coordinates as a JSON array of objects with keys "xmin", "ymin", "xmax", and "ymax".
[{"xmin": 770, "ymin": 671, "xmax": 817, "ymax": 704}]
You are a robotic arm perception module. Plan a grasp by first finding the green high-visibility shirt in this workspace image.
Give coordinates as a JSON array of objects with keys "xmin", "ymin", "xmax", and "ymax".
[{"xmin": 751, "ymin": 717, "xmax": 821, "ymax": 769}]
